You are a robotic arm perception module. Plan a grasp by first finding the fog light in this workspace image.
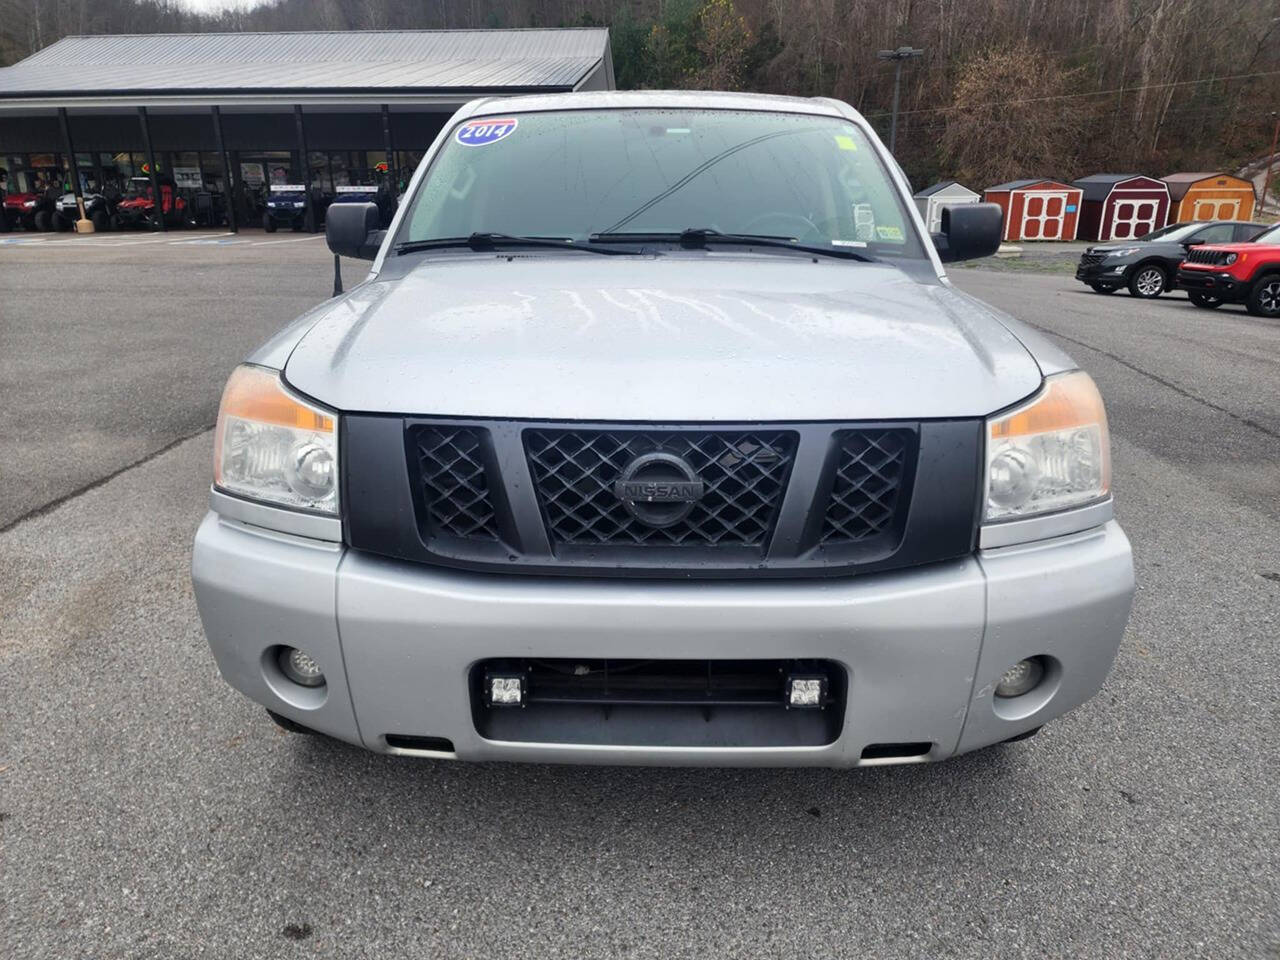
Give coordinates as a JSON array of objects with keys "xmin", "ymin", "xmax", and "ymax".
[
  {"xmin": 279, "ymin": 647, "xmax": 325, "ymax": 687},
  {"xmin": 994, "ymin": 658, "xmax": 1043, "ymax": 698},
  {"xmin": 787, "ymin": 676, "xmax": 826, "ymax": 708},
  {"xmin": 487, "ymin": 674, "xmax": 524, "ymax": 707}
]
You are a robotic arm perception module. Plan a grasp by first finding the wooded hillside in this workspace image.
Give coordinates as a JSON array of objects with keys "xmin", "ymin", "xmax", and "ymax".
[{"xmin": 2, "ymin": 0, "xmax": 1277, "ymax": 188}]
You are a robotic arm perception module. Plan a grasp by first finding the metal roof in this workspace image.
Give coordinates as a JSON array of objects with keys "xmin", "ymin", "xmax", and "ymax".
[
  {"xmin": 915, "ymin": 180, "xmax": 978, "ymax": 199},
  {"xmin": 985, "ymin": 178, "xmax": 1060, "ymax": 192},
  {"xmin": 1161, "ymin": 172, "xmax": 1249, "ymax": 202},
  {"xmin": 0, "ymin": 29, "xmax": 610, "ymax": 102},
  {"xmin": 1070, "ymin": 173, "xmax": 1150, "ymax": 202}
]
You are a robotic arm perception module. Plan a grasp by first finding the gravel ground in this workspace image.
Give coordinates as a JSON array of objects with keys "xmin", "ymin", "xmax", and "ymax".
[{"xmin": 1, "ymin": 240, "xmax": 1277, "ymax": 958}]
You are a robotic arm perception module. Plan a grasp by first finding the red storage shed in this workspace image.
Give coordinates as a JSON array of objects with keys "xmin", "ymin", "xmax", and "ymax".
[
  {"xmin": 983, "ymin": 179, "xmax": 1082, "ymax": 242},
  {"xmin": 1072, "ymin": 174, "xmax": 1170, "ymax": 242}
]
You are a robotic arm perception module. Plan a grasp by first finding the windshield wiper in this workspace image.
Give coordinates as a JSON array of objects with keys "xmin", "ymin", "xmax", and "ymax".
[
  {"xmin": 395, "ymin": 232, "xmax": 633, "ymax": 256},
  {"xmin": 589, "ymin": 227, "xmax": 877, "ymax": 262}
]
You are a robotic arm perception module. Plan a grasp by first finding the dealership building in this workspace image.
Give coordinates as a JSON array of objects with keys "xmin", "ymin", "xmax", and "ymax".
[{"xmin": 0, "ymin": 28, "xmax": 614, "ymax": 229}]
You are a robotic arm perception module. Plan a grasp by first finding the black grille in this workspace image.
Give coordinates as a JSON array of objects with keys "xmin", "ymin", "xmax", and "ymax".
[
  {"xmin": 1080, "ymin": 253, "xmax": 1105, "ymax": 266},
  {"xmin": 410, "ymin": 426, "xmax": 501, "ymax": 541},
  {"xmin": 524, "ymin": 429, "xmax": 797, "ymax": 548},
  {"xmin": 820, "ymin": 430, "xmax": 910, "ymax": 544},
  {"xmin": 1185, "ymin": 247, "xmax": 1228, "ymax": 265}
]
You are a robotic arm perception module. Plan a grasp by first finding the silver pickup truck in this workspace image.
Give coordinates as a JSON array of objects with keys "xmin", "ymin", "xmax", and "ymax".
[{"xmin": 192, "ymin": 91, "xmax": 1133, "ymax": 767}]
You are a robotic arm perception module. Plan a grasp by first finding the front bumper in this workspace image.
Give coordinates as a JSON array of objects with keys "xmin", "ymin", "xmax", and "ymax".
[
  {"xmin": 192, "ymin": 512, "xmax": 1134, "ymax": 767},
  {"xmin": 1075, "ymin": 260, "xmax": 1130, "ymax": 286},
  {"xmin": 1176, "ymin": 267, "xmax": 1245, "ymax": 300}
]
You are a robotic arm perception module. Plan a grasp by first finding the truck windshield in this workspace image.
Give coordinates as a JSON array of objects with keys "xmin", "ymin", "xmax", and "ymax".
[{"xmin": 398, "ymin": 108, "xmax": 925, "ymax": 260}]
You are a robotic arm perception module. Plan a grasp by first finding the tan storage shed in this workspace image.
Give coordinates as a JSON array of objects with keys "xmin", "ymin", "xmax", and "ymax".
[{"xmin": 1161, "ymin": 173, "xmax": 1256, "ymax": 225}]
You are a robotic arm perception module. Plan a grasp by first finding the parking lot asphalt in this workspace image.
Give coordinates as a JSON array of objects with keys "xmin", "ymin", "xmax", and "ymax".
[
  {"xmin": 2, "ymin": 239, "xmax": 1278, "ymax": 959},
  {"xmin": 0, "ymin": 230, "xmax": 331, "ymax": 530}
]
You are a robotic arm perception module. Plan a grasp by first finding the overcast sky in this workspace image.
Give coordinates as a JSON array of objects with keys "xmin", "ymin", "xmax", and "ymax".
[{"xmin": 175, "ymin": 0, "xmax": 262, "ymax": 12}]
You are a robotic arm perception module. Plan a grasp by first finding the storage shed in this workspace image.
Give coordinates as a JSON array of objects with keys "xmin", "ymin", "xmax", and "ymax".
[
  {"xmin": 913, "ymin": 181, "xmax": 980, "ymax": 233},
  {"xmin": 1161, "ymin": 172, "xmax": 1257, "ymax": 224},
  {"xmin": 1072, "ymin": 174, "xmax": 1170, "ymax": 242},
  {"xmin": 983, "ymin": 179, "xmax": 1082, "ymax": 242}
]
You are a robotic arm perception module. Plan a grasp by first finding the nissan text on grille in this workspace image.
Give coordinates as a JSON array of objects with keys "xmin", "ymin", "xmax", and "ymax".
[{"xmin": 193, "ymin": 91, "xmax": 1134, "ymax": 766}]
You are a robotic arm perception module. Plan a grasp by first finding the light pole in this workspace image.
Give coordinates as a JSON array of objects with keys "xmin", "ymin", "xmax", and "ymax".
[
  {"xmin": 877, "ymin": 46, "xmax": 924, "ymax": 154},
  {"xmin": 1262, "ymin": 111, "xmax": 1279, "ymax": 218}
]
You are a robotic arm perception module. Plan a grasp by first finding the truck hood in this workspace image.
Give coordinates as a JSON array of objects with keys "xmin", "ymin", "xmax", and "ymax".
[{"xmin": 283, "ymin": 256, "xmax": 1044, "ymax": 421}]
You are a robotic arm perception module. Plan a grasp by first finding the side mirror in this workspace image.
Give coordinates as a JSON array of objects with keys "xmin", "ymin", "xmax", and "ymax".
[
  {"xmin": 931, "ymin": 203, "xmax": 1003, "ymax": 263},
  {"xmin": 326, "ymin": 201, "xmax": 384, "ymax": 261}
]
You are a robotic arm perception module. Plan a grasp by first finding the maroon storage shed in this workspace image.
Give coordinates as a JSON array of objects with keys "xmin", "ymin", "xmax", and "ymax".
[{"xmin": 1072, "ymin": 174, "xmax": 1170, "ymax": 242}]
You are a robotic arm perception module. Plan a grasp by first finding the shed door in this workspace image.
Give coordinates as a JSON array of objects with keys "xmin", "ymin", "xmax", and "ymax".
[
  {"xmin": 1020, "ymin": 192, "xmax": 1068, "ymax": 240},
  {"xmin": 1110, "ymin": 198, "xmax": 1160, "ymax": 239},
  {"xmin": 1192, "ymin": 197, "xmax": 1239, "ymax": 220}
]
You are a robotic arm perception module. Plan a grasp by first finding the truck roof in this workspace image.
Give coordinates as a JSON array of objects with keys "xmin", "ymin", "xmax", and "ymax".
[{"xmin": 455, "ymin": 89, "xmax": 853, "ymax": 122}]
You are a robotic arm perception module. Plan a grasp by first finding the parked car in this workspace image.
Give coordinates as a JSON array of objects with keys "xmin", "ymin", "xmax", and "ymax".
[
  {"xmin": 1176, "ymin": 221, "xmax": 1280, "ymax": 316},
  {"xmin": 52, "ymin": 191, "xmax": 115, "ymax": 232},
  {"xmin": 1075, "ymin": 220, "xmax": 1266, "ymax": 298},
  {"xmin": 115, "ymin": 176, "xmax": 187, "ymax": 229},
  {"xmin": 192, "ymin": 91, "xmax": 1134, "ymax": 767}
]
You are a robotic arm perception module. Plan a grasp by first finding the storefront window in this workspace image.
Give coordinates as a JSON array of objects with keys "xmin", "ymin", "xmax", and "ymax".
[
  {"xmin": 199, "ymin": 152, "xmax": 225, "ymax": 193},
  {"xmin": 309, "ymin": 151, "xmax": 331, "ymax": 193},
  {"xmin": 358, "ymin": 151, "xmax": 388, "ymax": 185},
  {"xmin": 173, "ymin": 151, "xmax": 204, "ymax": 191},
  {"xmin": 395, "ymin": 151, "xmax": 424, "ymax": 192}
]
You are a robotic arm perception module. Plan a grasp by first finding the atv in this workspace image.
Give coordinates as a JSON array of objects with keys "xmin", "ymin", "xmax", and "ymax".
[
  {"xmin": 330, "ymin": 182, "xmax": 397, "ymax": 229},
  {"xmin": 115, "ymin": 176, "xmax": 187, "ymax": 230},
  {"xmin": 2, "ymin": 188, "xmax": 57, "ymax": 232},
  {"xmin": 52, "ymin": 191, "xmax": 116, "ymax": 232},
  {"xmin": 263, "ymin": 184, "xmax": 331, "ymax": 232}
]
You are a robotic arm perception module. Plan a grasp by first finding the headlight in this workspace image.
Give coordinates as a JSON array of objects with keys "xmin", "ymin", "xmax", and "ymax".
[
  {"xmin": 1108, "ymin": 248, "xmax": 1140, "ymax": 258},
  {"xmin": 984, "ymin": 370, "xmax": 1110, "ymax": 522},
  {"xmin": 1223, "ymin": 253, "xmax": 1238, "ymax": 265},
  {"xmin": 213, "ymin": 365, "xmax": 338, "ymax": 515},
  {"xmin": 23, "ymin": 199, "xmax": 36, "ymax": 208}
]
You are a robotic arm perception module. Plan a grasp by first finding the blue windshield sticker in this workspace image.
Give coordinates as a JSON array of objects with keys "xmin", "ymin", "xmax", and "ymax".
[{"xmin": 456, "ymin": 118, "xmax": 518, "ymax": 147}]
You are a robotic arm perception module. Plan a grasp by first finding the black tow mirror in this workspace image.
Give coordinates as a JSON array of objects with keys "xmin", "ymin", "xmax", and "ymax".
[
  {"xmin": 931, "ymin": 203, "xmax": 1003, "ymax": 263},
  {"xmin": 326, "ymin": 201, "xmax": 384, "ymax": 261}
]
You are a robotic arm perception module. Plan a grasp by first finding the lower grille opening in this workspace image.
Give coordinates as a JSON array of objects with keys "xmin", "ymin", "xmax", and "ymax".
[
  {"xmin": 471, "ymin": 658, "xmax": 846, "ymax": 748},
  {"xmin": 860, "ymin": 741, "xmax": 932, "ymax": 761},
  {"xmin": 385, "ymin": 735, "xmax": 456, "ymax": 754}
]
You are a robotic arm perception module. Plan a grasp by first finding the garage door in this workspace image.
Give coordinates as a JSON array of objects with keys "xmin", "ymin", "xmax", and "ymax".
[
  {"xmin": 1110, "ymin": 199, "xmax": 1160, "ymax": 239},
  {"xmin": 1020, "ymin": 192, "xmax": 1068, "ymax": 240},
  {"xmin": 1192, "ymin": 198, "xmax": 1240, "ymax": 221}
]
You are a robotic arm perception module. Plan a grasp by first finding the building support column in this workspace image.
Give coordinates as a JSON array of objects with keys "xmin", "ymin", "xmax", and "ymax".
[
  {"xmin": 293, "ymin": 105, "xmax": 315, "ymax": 233},
  {"xmin": 136, "ymin": 106, "xmax": 165, "ymax": 232},
  {"xmin": 57, "ymin": 107, "xmax": 91, "ymax": 231},
  {"xmin": 211, "ymin": 105, "xmax": 237, "ymax": 233},
  {"xmin": 381, "ymin": 104, "xmax": 395, "ymax": 187}
]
